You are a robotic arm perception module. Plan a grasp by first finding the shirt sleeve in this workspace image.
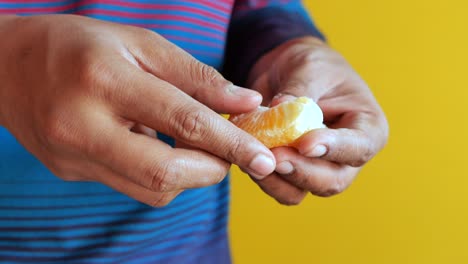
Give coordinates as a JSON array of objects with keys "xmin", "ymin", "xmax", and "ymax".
[{"xmin": 222, "ymin": 0, "xmax": 325, "ymax": 86}]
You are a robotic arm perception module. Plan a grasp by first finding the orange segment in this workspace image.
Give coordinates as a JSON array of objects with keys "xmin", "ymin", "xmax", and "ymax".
[{"xmin": 230, "ymin": 97, "xmax": 324, "ymax": 148}]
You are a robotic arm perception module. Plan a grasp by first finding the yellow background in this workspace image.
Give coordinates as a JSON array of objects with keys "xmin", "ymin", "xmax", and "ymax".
[{"xmin": 230, "ymin": 1, "xmax": 468, "ymax": 263}]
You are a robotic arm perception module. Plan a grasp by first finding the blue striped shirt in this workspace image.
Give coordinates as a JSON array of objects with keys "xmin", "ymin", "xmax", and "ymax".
[{"xmin": 0, "ymin": 1, "xmax": 322, "ymax": 262}]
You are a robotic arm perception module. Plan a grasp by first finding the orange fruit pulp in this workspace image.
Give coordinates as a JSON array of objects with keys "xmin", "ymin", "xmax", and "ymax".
[{"xmin": 230, "ymin": 97, "xmax": 324, "ymax": 148}]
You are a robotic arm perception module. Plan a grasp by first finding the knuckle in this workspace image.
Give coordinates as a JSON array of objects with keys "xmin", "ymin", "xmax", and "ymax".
[
  {"xmin": 172, "ymin": 109, "xmax": 209, "ymax": 143},
  {"xmin": 76, "ymin": 49, "xmax": 116, "ymax": 92},
  {"xmin": 224, "ymin": 134, "xmax": 243, "ymax": 162},
  {"xmin": 199, "ymin": 63, "xmax": 217, "ymax": 82},
  {"xmin": 193, "ymin": 61, "xmax": 226, "ymax": 87},
  {"xmin": 76, "ymin": 49, "xmax": 103, "ymax": 86},
  {"xmin": 146, "ymin": 160, "xmax": 177, "ymax": 192}
]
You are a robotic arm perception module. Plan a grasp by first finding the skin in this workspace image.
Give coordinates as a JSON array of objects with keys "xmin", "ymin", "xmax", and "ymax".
[
  {"xmin": 0, "ymin": 15, "xmax": 277, "ymax": 206},
  {"xmin": 0, "ymin": 15, "xmax": 388, "ymax": 207},
  {"xmin": 245, "ymin": 36, "xmax": 389, "ymax": 205}
]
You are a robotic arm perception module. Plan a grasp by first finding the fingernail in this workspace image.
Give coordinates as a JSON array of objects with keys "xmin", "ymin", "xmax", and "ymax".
[
  {"xmin": 248, "ymin": 154, "xmax": 275, "ymax": 179},
  {"xmin": 305, "ymin": 145, "xmax": 327, "ymax": 157},
  {"xmin": 276, "ymin": 161, "xmax": 294, "ymax": 175},
  {"xmin": 228, "ymin": 85, "xmax": 259, "ymax": 97}
]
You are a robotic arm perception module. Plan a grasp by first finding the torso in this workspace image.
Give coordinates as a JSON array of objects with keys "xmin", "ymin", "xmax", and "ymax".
[{"xmin": 0, "ymin": 1, "xmax": 234, "ymax": 263}]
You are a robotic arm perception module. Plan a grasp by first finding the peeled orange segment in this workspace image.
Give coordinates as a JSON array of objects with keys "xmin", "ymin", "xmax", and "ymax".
[{"xmin": 230, "ymin": 97, "xmax": 324, "ymax": 148}]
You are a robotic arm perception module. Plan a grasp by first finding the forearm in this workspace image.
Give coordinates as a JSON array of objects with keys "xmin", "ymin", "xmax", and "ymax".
[{"xmin": 223, "ymin": 4, "xmax": 325, "ymax": 87}]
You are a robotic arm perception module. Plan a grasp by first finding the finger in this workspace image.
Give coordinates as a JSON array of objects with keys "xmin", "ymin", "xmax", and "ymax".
[
  {"xmin": 272, "ymin": 147, "xmax": 359, "ymax": 197},
  {"xmin": 81, "ymin": 112, "xmax": 231, "ymax": 191},
  {"xmin": 294, "ymin": 125, "xmax": 380, "ymax": 167},
  {"xmin": 113, "ymin": 64, "xmax": 276, "ymax": 179},
  {"xmin": 281, "ymin": 84, "xmax": 387, "ymax": 167},
  {"xmin": 272, "ymin": 57, "xmax": 387, "ymax": 167},
  {"xmin": 106, "ymin": 129, "xmax": 231, "ymax": 192},
  {"xmin": 91, "ymin": 163, "xmax": 182, "ymax": 207},
  {"xmin": 127, "ymin": 30, "xmax": 262, "ymax": 114},
  {"xmin": 248, "ymin": 171, "xmax": 307, "ymax": 206}
]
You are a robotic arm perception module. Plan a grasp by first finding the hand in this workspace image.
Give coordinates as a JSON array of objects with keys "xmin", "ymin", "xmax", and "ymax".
[
  {"xmin": 245, "ymin": 36, "xmax": 388, "ymax": 205},
  {"xmin": 0, "ymin": 15, "xmax": 276, "ymax": 206}
]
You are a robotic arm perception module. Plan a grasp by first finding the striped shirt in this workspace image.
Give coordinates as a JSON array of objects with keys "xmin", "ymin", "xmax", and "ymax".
[{"xmin": 0, "ymin": 1, "xmax": 322, "ymax": 263}]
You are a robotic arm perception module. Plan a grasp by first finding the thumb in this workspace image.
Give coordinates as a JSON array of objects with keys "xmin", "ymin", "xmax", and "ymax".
[
  {"xmin": 129, "ymin": 31, "xmax": 262, "ymax": 114},
  {"xmin": 295, "ymin": 128, "xmax": 375, "ymax": 167},
  {"xmin": 294, "ymin": 107, "xmax": 388, "ymax": 167}
]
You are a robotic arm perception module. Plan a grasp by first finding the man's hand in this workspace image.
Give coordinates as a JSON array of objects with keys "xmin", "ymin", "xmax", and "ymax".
[
  {"xmin": 245, "ymin": 36, "xmax": 388, "ymax": 205},
  {"xmin": 0, "ymin": 15, "xmax": 276, "ymax": 206}
]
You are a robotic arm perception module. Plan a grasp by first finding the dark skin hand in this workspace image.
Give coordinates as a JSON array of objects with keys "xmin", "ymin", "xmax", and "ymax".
[
  {"xmin": 0, "ymin": 14, "xmax": 277, "ymax": 206},
  {"xmin": 244, "ymin": 36, "xmax": 389, "ymax": 205}
]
